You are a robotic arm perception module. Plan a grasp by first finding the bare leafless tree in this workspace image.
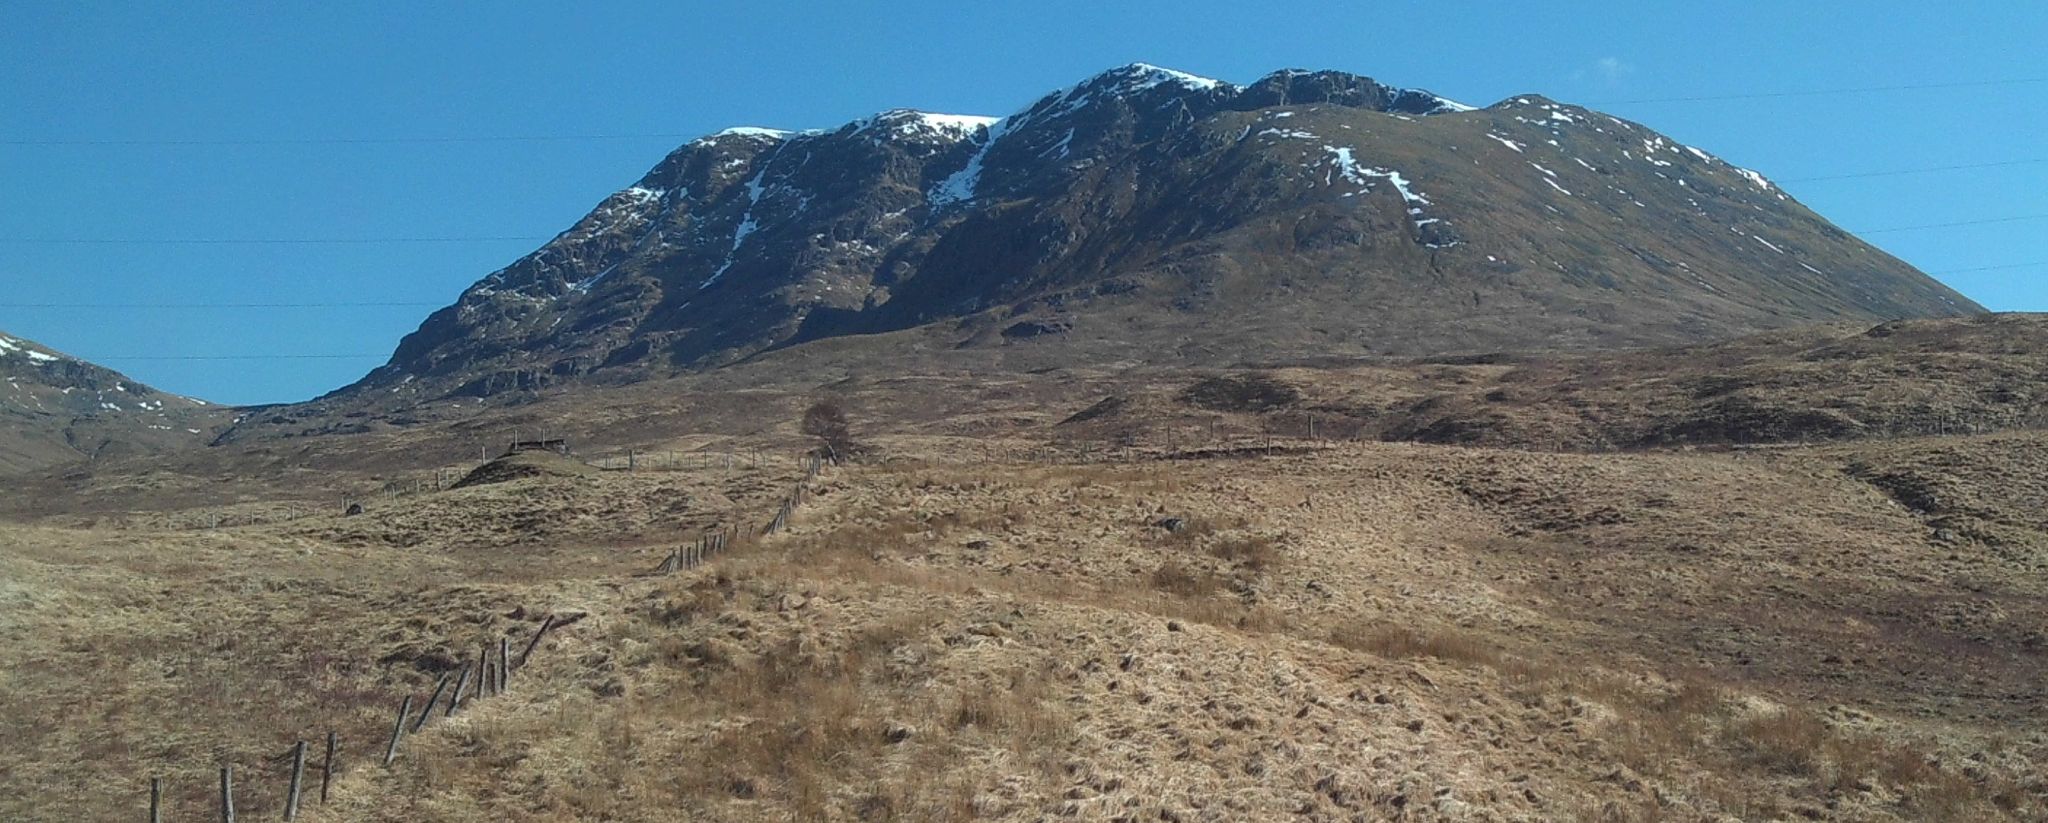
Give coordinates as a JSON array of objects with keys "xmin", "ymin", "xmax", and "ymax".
[{"xmin": 801, "ymin": 398, "xmax": 861, "ymax": 463}]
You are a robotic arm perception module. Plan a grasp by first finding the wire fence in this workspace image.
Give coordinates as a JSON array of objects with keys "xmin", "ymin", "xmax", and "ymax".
[{"xmin": 133, "ymin": 450, "xmax": 831, "ymax": 821}]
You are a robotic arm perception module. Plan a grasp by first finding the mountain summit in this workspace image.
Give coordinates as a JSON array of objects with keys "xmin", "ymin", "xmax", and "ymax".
[{"xmin": 342, "ymin": 64, "xmax": 1979, "ymax": 401}]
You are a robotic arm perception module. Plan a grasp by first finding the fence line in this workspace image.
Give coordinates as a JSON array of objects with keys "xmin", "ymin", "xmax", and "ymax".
[
  {"xmin": 145, "ymin": 450, "xmax": 828, "ymax": 821},
  {"xmin": 587, "ymin": 449, "xmax": 769, "ymax": 473},
  {"xmin": 644, "ymin": 453, "xmax": 826, "ymax": 577}
]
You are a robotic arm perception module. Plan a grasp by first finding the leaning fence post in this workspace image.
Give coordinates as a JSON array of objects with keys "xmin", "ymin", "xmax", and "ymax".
[
  {"xmin": 413, "ymin": 674, "xmax": 453, "ymax": 732},
  {"xmin": 320, "ymin": 731, "xmax": 337, "ymax": 805},
  {"xmin": 283, "ymin": 740, "xmax": 307, "ymax": 820},
  {"xmin": 383, "ymin": 695, "xmax": 413, "ymax": 766},
  {"xmin": 478, "ymin": 646, "xmax": 493, "ymax": 699},
  {"xmin": 149, "ymin": 777, "xmax": 162, "ymax": 823},
  {"xmin": 517, "ymin": 615, "xmax": 555, "ymax": 669},
  {"xmin": 219, "ymin": 765, "xmax": 236, "ymax": 823},
  {"xmin": 447, "ymin": 663, "xmax": 474, "ymax": 715}
]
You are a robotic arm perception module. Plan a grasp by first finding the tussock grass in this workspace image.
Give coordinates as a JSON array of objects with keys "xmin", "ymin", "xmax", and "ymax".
[
  {"xmin": 11, "ymin": 425, "xmax": 2048, "ymax": 821},
  {"xmin": 1326, "ymin": 622, "xmax": 1504, "ymax": 666}
]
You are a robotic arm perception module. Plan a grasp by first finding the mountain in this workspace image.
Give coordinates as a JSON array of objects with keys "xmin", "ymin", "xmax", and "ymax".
[
  {"xmin": 0, "ymin": 330, "xmax": 223, "ymax": 473},
  {"xmin": 337, "ymin": 63, "xmax": 1980, "ymax": 404}
]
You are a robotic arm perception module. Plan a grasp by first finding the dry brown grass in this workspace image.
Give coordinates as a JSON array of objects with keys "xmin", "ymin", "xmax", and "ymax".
[
  {"xmin": 1145, "ymin": 558, "xmax": 1223, "ymax": 598},
  {"xmin": 1326, "ymin": 621, "xmax": 1505, "ymax": 666},
  {"xmin": 8, "ymin": 415, "xmax": 2047, "ymax": 822}
]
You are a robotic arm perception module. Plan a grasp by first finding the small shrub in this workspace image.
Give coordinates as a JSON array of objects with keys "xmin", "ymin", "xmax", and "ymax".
[
  {"xmin": 1728, "ymin": 708, "xmax": 1827, "ymax": 776},
  {"xmin": 1207, "ymin": 533, "xmax": 1282, "ymax": 572},
  {"xmin": 1148, "ymin": 560, "xmax": 1222, "ymax": 598}
]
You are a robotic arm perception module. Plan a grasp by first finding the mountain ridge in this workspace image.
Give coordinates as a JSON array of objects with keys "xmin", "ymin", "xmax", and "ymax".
[
  {"xmin": 0, "ymin": 329, "xmax": 225, "ymax": 473},
  {"xmin": 331, "ymin": 63, "xmax": 1980, "ymax": 406}
]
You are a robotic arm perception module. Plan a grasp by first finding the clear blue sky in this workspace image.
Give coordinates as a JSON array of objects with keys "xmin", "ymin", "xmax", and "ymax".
[{"xmin": 3, "ymin": 2, "xmax": 2044, "ymax": 405}]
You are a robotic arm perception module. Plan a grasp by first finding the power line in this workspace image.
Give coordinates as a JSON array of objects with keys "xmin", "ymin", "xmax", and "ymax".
[
  {"xmin": 1779, "ymin": 157, "xmax": 2048, "ymax": 183},
  {"xmin": 87, "ymin": 354, "xmax": 386, "ymax": 361},
  {"xmin": 0, "ymin": 236, "xmax": 548, "ymax": 245},
  {"xmin": 8, "ymin": 213, "xmax": 2048, "ymax": 246},
  {"xmin": 0, "ymin": 301, "xmax": 445, "ymax": 309},
  {"xmin": 2, "ymin": 133, "xmax": 700, "ymax": 147},
  {"xmin": 3, "ymin": 76, "xmax": 2042, "ymax": 147},
  {"xmin": 1857, "ymin": 214, "xmax": 2048, "ymax": 235},
  {"xmin": 1927, "ymin": 261, "xmax": 2048, "ymax": 275},
  {"xmin": 3, "ymin": 263, "xmax": 2036, "ymax": 312},
  {"xmin": 1591, "ymin": 76, "xmax": 2048, "ymax": 105},
  {"xmin": 7, "ymin": 262, "xmax": 2039, "ymax": 313}
]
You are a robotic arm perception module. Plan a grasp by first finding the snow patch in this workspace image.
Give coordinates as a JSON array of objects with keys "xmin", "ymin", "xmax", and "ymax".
[
  {"xmin": 1042, "ymin": 127, "xmax": 1076, "ymax": 159},
  {"xmin": 0, "ymin": 335, "xmax": 59, "ymax": 363},
  {"xmin": 929, "ymin": 115, "xmax": 1015, "ymax": 207},
  {"xmin": 1484, "ymin": 134, "xmax": 1525, "ymax": 153},
  {"xmin": 703, "ymin": 157, "xmax": 777, "ymax": 289},
  {"xmin": 1110, "ymin": 62, "xmax": 1225, "ymax": 92},
  {"xmin": 694, "ymin": 126, "xmax": 792, "ymax": 144},
  {"xmin": 852, "ymin": 110, "xmax": 997, "ymax": 142},
  {"xmin": 1425, "ymin": 94, "xmax": 1477, "ymax": 113},
  {"xmin": 1321, "ymin": 146, "xmax": 1452, "ymax": 245}
]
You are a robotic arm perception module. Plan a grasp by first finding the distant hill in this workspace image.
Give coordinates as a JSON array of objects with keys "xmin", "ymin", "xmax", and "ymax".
[
  {"xmin": 0, "ymin": 330, "xmax": 224, "ymax": 473},
  {"xmin": 329, "ymin": 63, "xmax": 1978, "ymax": 406},
  {"xmin": 1054, "ymin": 313, "xmax": 2048, "ymax": 452}
]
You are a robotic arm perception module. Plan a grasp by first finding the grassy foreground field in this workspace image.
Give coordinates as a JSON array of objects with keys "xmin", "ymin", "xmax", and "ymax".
[{"xmin": 3, "ymin": 427, "xmax": 2043, "ymax": 821}]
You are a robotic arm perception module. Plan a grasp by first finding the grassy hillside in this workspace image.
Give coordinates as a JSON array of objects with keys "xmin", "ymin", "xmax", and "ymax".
[{"xmin": 4, "ymin": 429, "xmax": 2041, "ymax": 821}]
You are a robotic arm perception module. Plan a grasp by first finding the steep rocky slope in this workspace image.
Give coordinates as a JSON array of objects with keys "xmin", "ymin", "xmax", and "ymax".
[
  {"xmin": 335, "ymin": 63, "xmax": 1978, "ymax": 405},
  {"xmin": 0, "ymin": 329, "xmax": 224, "ymax": 473}
]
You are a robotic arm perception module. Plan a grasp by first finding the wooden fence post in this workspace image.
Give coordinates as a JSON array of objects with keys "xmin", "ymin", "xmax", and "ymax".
[
  {"xmin": 413, "ymin": 674, "xmax": 453, "ymax": 732},
  {"xmin": 498, "ymin": 636, "xmax": 511, "ymax": 691},
  {"xmin": 383, "ymin": 695, "xmax": 413, "ymax": 766},
  {"xmin": 517, "ymin": 615, "xmax": 555, "ymax": 669},
  {"xmin": 447, "ymin": 663, "xmax": 474, "ymax": 715},
  {"xmin": 478, "ymin": 645, "xmax": 493, "ymax": 699},
  {"xmin": 219, "ymin": 765, "xmax": 236, "ymax": 823},
  {"xmin": 149, "ymin": 776, "xmax": 162, "ymax": 823},
  {"xmin": 320, "ymin": 732, "xmax": 337, "ymax": 805},
  {"xmin": 283, "ymin": 740, "xmax": 307, "ymax": 820}
]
